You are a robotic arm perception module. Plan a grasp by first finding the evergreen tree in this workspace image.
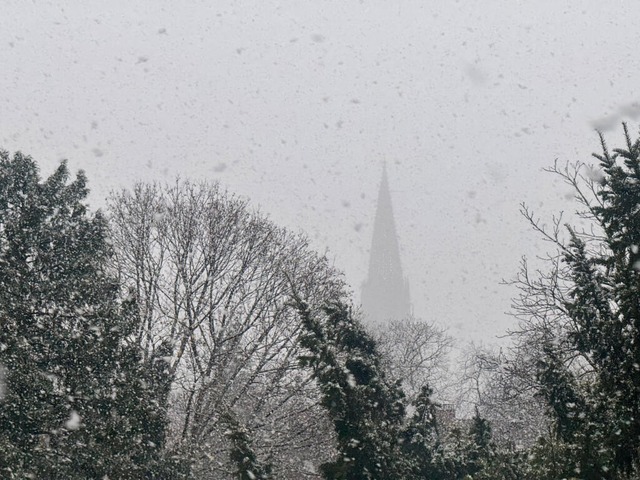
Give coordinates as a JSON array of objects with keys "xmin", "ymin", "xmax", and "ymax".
[
  {"xmin": 464, "ymin": 410, "xmax": 494, "ymax": 479},
  {"xmin": 222, "ymin": 410, "xmax": 273, "ymax": 480},
  {"xmin": 400, "ymin": 385, "xmax": 447, "ymax": 479},
  {"xmin": 535, "ymin": 341, "xmax": 587, "ymax": 444},
  {"xmin": 512, "ymin": 124, "xmax": 640, "ymax": 478},
  {"xmin": 445, "ymin": 411, "xmax": 527, "ymax": 480},
  {"xmin": 521, "ymin": 435, "xmax": 575, "ymax": 480},
  {"xmin": 0, "ymin": 152, "xmax": 176, "ymax": 478},
  {"xmin": 548, "ymin": 126, "xmax": 640, "ymax": 478},
  {"xmin": 294, "ymin": 299, "xmax": 408, "ymax": 479}
]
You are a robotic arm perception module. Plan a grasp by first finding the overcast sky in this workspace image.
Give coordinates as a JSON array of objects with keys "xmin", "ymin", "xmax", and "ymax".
[{"xmin": 2, "ymin": 1, "xmax": 639, "ymax": 346}]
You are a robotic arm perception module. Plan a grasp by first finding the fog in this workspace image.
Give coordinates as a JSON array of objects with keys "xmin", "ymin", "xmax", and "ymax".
[{"xmin": 2, "ymin": 0, "xmax": 638, "ymax": 344}]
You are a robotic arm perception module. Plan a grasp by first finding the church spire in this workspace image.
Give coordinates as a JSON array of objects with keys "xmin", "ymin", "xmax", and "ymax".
[{"xmin": 361, "ymin": 165, "xmax": 411, "ymax": 325}]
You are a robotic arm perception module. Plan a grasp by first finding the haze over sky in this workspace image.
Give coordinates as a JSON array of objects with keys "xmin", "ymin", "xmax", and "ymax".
[{"xmin": 2, "ymin": 1, "xmax": 639, "ymax": 345}]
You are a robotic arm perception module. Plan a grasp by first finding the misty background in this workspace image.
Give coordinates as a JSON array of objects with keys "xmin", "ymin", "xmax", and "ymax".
[{"xmin": 2, "ymin": 0, "xmax": 638, "ymax": 345}]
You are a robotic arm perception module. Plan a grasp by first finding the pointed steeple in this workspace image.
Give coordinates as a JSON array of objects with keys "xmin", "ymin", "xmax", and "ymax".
[{"xmin": 361, "ymin": 165, "xmax": 411, "ymax": 325}]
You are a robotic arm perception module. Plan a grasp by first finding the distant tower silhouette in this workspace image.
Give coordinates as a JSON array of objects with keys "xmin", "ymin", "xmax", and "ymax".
[{"xmin": 361, "ymin": 165, "xmax": 411, "ymax": 325}]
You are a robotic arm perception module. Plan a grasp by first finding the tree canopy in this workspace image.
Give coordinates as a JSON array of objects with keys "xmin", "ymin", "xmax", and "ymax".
[{"xmin": 0, "ymin": 151, "xmax": 176, "ymax": 478}]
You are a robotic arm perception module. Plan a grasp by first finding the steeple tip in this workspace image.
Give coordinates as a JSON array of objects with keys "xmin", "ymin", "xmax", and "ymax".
[{"xmin": 361, "ymin": 164, "xmax": 411, "ymax": 325}]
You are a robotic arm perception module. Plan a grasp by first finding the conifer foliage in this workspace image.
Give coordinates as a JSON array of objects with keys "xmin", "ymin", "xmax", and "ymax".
[
  {"xmin": 520, "ymin": 124, "xmax": 640, "ymax": 478},
  {"xmin": 0, "ymin": 152, "xmax": 173, "ymax": 478},
  {"xmin": 293, "ymin": 299, "xmax": 516, "ymax": 480},
  {"xmin": 294, "ymin": 299, "xmax": 408, "ymax": 479}
]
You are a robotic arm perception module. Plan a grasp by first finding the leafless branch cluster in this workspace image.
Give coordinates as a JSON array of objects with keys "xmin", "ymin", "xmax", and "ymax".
[
  {"xmin": 454, "ymin": 161, "xmax": 614, "ymax": 449},
  {"xmin": 373, "ymin": 316, "xmax": 452, "ymax": 403},
  {"xmin": 108, "ymin": 180, "xmax": 344, "ymax": 478}
]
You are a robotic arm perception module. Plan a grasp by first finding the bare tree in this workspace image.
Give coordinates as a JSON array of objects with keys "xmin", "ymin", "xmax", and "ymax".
[
  {"xmin": 373, "ymin": 316, "xmax": 452, "ymax": 403},
  {"xmin": 438, "ymin": 173, "xmax": 592, "ymax": 450},
  {"xmin": 495, "ymin": 161, "xmax": 603, "ymax": 400},
  {"xmin": 455, "ymin": 343, "xmax": 549, "ymax": 450},
  {"xmin": 444, "ymin": 163, "xmax": 600, "ymax": 452},
  {"xmin": 108, "ymin": 180, "xmax": 342, "ymax": 479}
]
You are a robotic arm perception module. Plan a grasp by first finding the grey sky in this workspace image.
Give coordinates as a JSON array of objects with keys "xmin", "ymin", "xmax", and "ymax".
[{"xmin": 2, "ymin": 1, "xmax": 639, "ymax": 345}]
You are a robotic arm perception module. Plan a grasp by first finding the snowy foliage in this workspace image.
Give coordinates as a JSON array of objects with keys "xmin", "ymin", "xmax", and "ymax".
[
  {"xmin": 0, "ymin": 152, "xmax": 179, "ymax": 478},
  {"xmin": 14, "ymin": 124, "xmax": 640, "ymax": 479},
  {"xmin": 505, "ymin": 124, "xmax": 640, "ymax": 478},
  {"xmin": 294, "ymin": 299, "xmax": 408, "ymax": 479}
]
